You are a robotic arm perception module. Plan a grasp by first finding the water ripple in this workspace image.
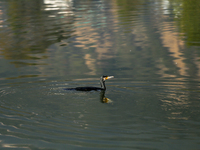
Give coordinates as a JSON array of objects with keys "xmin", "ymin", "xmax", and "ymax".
[{"xmin": 0, "ymin": 77, "xmax": 200, "ymax": 149}]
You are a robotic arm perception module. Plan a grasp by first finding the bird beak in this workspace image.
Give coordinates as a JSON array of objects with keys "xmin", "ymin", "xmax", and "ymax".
[{"xmin": 106, "ymin": 76, "xmax": 114, "ymax": 80}]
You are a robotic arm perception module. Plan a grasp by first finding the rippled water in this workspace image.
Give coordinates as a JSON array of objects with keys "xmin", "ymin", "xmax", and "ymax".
[
  {"xmin": 0, "ymin": 0, "xmax": 200, "ymax": 149},
  {"xmin": 1, "ymin": 77, "xmax": 199, "ymax": 149}
]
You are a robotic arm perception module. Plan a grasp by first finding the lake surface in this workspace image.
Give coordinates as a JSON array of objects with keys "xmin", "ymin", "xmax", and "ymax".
[{"xmin": 0, "ymin": 0, "xmax": 200, "ymax": 149}]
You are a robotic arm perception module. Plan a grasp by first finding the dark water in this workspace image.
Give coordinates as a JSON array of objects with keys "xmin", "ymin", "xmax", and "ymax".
[{"xmin": 0, "ymin": 0, "xmax": 200, "ymax": 149}]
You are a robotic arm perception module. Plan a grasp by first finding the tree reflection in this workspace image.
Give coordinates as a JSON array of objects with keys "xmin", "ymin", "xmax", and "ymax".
[
  {"xmin": 0, "ymin": 0, "xmax": 200, "ymax": 80},
  {"xmin": 173, "ymin": 0, "xmax": 200, "ymax": 46},
  {"xmin": 116, "ymin": 0, "xmax": 142, "ymax": 33},
  {"xmin": 0, "ymin": 0, "xmax": 74, "ymax": 67}
]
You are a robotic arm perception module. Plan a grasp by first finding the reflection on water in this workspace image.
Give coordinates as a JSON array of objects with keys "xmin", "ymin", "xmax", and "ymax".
[
  {"xmin": 0, "ymin": 0, "xmax": 199, "ymax": 79},
  {"xmin": 177, "ymin": 0, "xmax": 200, "ymax": 46},
  {"xmin": 0, "ymin": 0, "xmax": 74, "ymax": 68},
  {"xmin": 158, "ymin": 79, "xmax": 200, "ymax": 121},
  {"xmin": 0, "ymin": 0, "xmax": 200, "ymax": 149},
  {"xmin": 100, "ymin": 91, "xmax": 113, "ymax": 103}
]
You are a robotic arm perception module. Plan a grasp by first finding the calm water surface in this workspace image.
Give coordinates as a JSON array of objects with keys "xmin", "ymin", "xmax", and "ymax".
[{"xmin": 0, "ymin": 0, "xmax": 200, "ymax": 149}]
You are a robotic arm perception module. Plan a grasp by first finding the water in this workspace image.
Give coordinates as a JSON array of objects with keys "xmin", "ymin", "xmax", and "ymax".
[{"xmin": 0, "ymin": 0, "xmax": 200, "ymax": 149}]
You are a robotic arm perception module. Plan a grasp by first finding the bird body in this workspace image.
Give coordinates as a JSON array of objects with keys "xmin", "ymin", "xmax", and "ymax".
[
  {"xmin": 66, "ymin": 87, "xmax": 103, "ymax": 91},
  {"xmin": 65, "ymin": 76, "xmax": 114, "ymax": 91}
]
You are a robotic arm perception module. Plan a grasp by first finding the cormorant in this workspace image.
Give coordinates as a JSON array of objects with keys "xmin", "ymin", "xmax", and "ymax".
[{"xmin": 65, "ymin": 75, "xmax": 114, "ymax": 91}]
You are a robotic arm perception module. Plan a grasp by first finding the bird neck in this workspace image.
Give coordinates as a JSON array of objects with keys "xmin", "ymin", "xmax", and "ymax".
[{"xmin": 100, "ymin": 79, "xmax": 106, "ymax": 90}]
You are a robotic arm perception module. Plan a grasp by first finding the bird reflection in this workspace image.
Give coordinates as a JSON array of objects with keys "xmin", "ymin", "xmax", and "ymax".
[{"xmin": 100, "ymin": 91, "xmax": 113, "ymax": 103}]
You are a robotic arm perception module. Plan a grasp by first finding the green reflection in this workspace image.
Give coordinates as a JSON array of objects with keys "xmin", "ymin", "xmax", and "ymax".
[
  {"xmin": 174, "ymin": 0, "xmax": 200, "ymax": 46},
  {"xmin": 0, "ymin": 0, "xmax": 74, "ymax": 67},
  {"xmin": 116, "ymin": 0, "xmax": 143, "ymax": 32}
]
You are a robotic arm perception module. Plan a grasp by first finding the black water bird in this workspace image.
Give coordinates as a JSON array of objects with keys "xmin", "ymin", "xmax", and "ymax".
[{"xmin": 65, "ymin": 76, "xmax": 114, "ymax": 91}]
